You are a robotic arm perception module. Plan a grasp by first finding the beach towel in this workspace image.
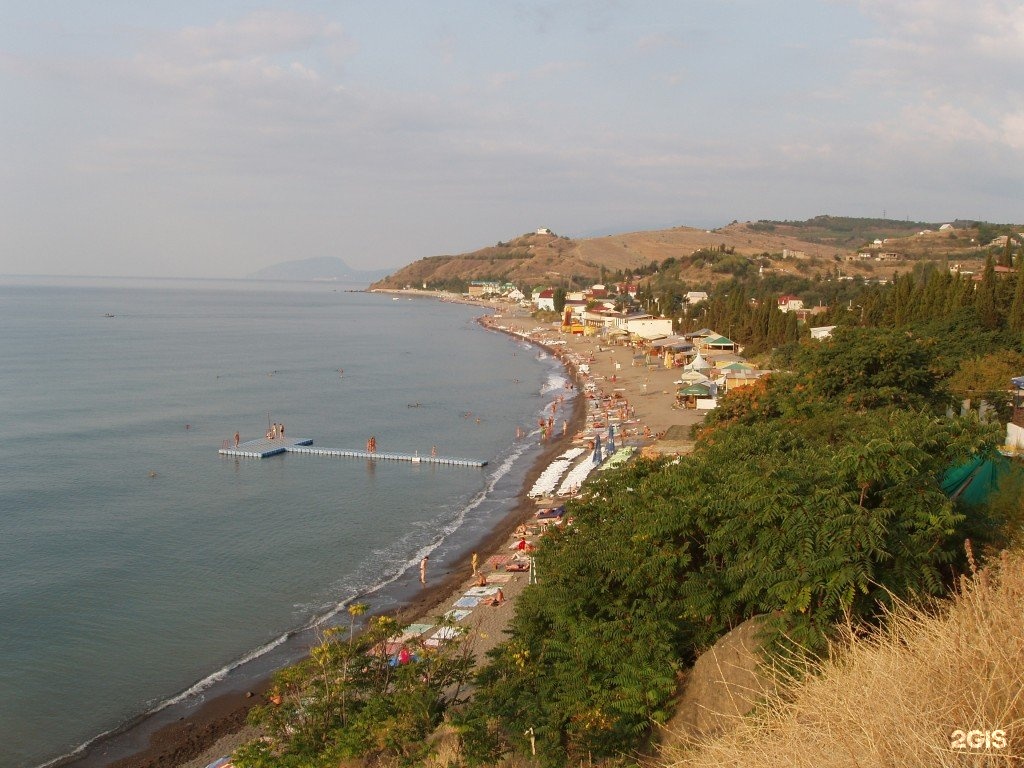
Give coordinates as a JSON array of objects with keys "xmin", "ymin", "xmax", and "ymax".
[
  {"xmin": 444, "ymin": 609, "xmax": 472, "ymax": 621},
  {"xmin": 453, "ymin": 596, "xmax": 480, "ymax": 608},
  {"xmin": 485, "ymin": 573, "xmax": 513, "ymax": 583},
  {"xmin": 465, "ymin": 586, "xmax": 500, "ymax": 597},
  {"xmin": 488, "ymin": 554, "xmax": 513, "ymax": 567},
  {"xmin": 395, "ymin": 623, "xmax": 433, "ymax": 642},
  {"xmin": 425, "ymin": 625, "xmax": 465, "ymax": 646}
]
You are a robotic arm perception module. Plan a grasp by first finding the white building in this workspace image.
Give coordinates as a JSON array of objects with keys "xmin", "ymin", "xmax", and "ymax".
[
  {"xmin": 685, "ymin": 291, "xmax": 709, "ymax": 304},
  {"xmin": 778, "ymin": 295, "xmax": 804, "ymax": 313},
  {"xmin": 625, "ymin": 317, "xmax": 674, "ymax": 340}
]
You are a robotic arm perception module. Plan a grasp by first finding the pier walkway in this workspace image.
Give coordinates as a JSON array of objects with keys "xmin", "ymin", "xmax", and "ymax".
[{"xmin": 219, "ymin": 437, "xmax": 487, "ymax": 467}]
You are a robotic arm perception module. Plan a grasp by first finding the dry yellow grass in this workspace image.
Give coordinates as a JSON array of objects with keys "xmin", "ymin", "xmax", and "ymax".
[{"xmin": 661, "ymin": 548, "xmax": 1024, "ymax": 768}]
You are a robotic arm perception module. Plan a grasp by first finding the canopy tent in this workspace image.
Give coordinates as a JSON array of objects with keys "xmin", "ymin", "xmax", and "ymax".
[
  {"xmin": 686, "ymin": 351, "xmax": 711, "ymax": 371},
  {"xmin": 675, "ymin": 370, "xmax": 712, "ymax": 384},
  {"xmin": 704, "ymin": 335, "xmax": 736, "ymax": 350},
  {"xmin": 677, "ymin": 382, "xmax": 712, "ymax": 396}
]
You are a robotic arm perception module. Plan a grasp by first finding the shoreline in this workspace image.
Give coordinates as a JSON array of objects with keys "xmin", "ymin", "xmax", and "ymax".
[{"xmin": 56, "ymin": 304, "xmax": 588, "ymax": 768}]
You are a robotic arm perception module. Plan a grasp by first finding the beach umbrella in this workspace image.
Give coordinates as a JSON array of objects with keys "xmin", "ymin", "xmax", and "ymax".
[{"xmin": 593, "ymin": 433, "xmax": 603, "ymax": 464}]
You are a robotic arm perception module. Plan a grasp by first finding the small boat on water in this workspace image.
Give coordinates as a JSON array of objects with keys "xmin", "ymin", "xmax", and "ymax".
[{"xmin": 103, "ymin": 313, "xmax": 115, "ymax": 318}]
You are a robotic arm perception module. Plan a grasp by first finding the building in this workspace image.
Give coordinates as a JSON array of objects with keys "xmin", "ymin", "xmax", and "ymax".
[
  {"xmin": 534, "ymin": 288, "xmax": 556, "ymax": 312},
  {"xmin": 685, "ymin": 291, "xmax": 709, "ymax": 304},
  {"xmin": 778, "ymin": 295, "xmax": 804, "ymax": 313},
  {"xmin": 624, "ymin": 316, "xmax": 674, "ymax": 340}
]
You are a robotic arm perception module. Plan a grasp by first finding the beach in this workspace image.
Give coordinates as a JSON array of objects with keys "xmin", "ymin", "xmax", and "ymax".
[{"xmin": 73, "ymin": 296, "xmax": 704, "ymax": 768}]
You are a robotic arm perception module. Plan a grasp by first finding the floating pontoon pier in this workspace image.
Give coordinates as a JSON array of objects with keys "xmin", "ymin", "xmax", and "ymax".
[{"xmin": 219, "ymin": 437, "xmax": 487, "ymax": 467}]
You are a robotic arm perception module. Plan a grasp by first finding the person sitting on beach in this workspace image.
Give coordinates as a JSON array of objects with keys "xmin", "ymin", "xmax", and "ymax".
[
  {"xmin": 490, "ymin": 588, "xmax": 505, "ymax": 606},
  {"xmin": 476, "ymin": 572, "xmax": 488, "ymax": 587}
]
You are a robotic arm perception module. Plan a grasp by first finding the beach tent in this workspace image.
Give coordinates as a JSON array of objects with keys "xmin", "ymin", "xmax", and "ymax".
[
  {"xmin": 677, "ymin": 382, "xmax": 712, "ymax": 396},
  {"xmin": 686, "ymin": 351, "xmax": 711, "ymax": 371},
  {"xmin": 675, "ymin": 370, "xmax": 711, "ymax": 384},
  {"xmin": 720, "ymin": 361, "xmax": 754, "ymax": 371}
]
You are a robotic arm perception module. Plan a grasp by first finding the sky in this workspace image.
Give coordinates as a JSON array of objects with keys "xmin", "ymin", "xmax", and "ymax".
[{"xmin": 1, "ymin": 1, "xmax": 1022, "ymax": 279}]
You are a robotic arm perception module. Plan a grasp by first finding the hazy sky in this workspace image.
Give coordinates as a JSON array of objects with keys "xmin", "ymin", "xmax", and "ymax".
[{"xmin": 2, "ymin": 1, "xmax": 1022, "ymax": 278}]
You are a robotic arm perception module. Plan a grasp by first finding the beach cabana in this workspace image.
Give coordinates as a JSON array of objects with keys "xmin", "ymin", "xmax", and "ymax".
[
  {"xmin": 676, "ymin": 382, "xmax": 712, "ymax": 409},
  {"xmin": 720, "ymin": 361, "xmax": 754, "ymax": 372},
  {"xmin": 703, "ymin": 335, "xmax": 737, "ymax": 352}
]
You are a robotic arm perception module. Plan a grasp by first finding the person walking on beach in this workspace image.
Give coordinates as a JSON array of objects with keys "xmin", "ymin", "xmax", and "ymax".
[
  {"xmin": 471, "ymin": 551, "xmax": 478, "ymax": 576},
  {"xmin": 420, "ymin": 555, "xmax": 428, "ymax": 584}
]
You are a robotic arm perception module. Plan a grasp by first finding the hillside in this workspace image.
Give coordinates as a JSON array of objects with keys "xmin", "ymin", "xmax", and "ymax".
[
  {"xmin": 248, "ymin": 256, "xmax": 391, "ymax": 284},
  {"xmin": 371, "ymin": 217, "xmax": 1011, "ymax": 291}
]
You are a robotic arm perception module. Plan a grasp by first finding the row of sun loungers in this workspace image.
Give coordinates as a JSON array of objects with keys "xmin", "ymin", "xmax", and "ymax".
[{"xmin": 527, "ymin": 446, "xmax": 586, "ymax": 497}]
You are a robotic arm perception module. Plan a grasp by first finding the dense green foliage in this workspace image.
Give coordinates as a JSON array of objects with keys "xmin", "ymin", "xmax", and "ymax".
[
  {"xmin": 464, "ymin": 328, "xmax": 1002, "ymax": 766},
  {"xmin": 234, "ymin": 613, "xmax": 474, "ymax": 767}
]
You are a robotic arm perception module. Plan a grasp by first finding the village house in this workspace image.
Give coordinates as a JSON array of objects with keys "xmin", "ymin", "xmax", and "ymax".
[
  {"xmin": 534, "ymin": 288, "xmax": 556, "ymax": 312},
  {"xmin": 685, "ymin": 291, "xmax": 709, "ymax": 304},
  {"xmin": 778, "ymin": 294, "xmax": 804, "ymax": 313},
  {"xmin": 614, "ymin": 282, "xmax": 639, "ymax": 298}
]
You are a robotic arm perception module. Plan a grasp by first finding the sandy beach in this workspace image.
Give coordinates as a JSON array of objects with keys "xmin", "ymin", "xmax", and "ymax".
[{"xmin": 78, "ymin": 295, "xmax": 706, "ymax": 768}]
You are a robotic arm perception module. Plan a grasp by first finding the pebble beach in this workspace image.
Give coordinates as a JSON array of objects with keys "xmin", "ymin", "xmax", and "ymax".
[{"xmin": 112, "ymin": 295, "xmax": 707, "ymax": 768}]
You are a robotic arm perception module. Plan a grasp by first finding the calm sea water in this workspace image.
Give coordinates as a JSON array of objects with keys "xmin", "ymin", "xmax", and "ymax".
[{"xmin": 0, "ymin": 277, "xmax": 563, "ymax": 768}]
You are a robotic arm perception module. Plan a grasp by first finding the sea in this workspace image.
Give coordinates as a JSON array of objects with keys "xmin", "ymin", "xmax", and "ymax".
[{"xmin": 0, "ymin": 277, "xmax": 568, "ymax": 768}]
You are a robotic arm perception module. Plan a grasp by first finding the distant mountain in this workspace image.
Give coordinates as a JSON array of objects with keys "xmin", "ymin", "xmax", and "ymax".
[{"xmin": 248, "ymin": 256, "xmax": 392, "ymax": 285}]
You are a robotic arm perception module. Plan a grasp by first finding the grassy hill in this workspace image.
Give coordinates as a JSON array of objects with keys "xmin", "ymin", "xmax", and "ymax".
[{"xmin": 371, "ymin": 217, "xmax": 1014, "ymax": 292}]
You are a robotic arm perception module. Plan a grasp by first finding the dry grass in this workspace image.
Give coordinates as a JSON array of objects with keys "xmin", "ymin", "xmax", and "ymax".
[{"xmin": 661, "ymin": 548, "xmax": 1024, "ymax": 768}]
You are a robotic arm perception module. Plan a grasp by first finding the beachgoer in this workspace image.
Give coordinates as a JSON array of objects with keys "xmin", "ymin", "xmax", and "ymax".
[
  {"xmin": 280, "ymin": 423, "xmax": 285, "ymax": 437},
  {"xmin": 517, "ymin": 537, "xmax": 528, "ymax": 550},
  {"xmin": 234, "ymin": 431, "xmax": 240, "ymax": 447},
  {"xmin": 420, "ymin": 555, "xmax": 428, "ymax": 584},
  {"xmin": 476, "ymin": 571, "xmax": 488, "ymax": 587},
  {"xmin": 490, "ymin": 588, "xmax": 505, "ymax": 606},
  {"xmin": 431, "ymin": 445, "xmax": 437, "ymax": 457},
  {"xmin": 398, "ymin": 645, "xmax": 411, "ymax": 665},
  {"xmin": 471, "ymin": 551, "xmax": 478, "ymax": 576}
]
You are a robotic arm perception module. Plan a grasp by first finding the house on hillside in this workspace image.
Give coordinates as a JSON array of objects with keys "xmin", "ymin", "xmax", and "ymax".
[
  {"xmin": 535, "ymin": 227, "xmax": 553, "ymax": 235},
  {"xmin": 778, "ymin": 295, "xmax": 804, "ymax": 313},
  {"xmin": 534, "ymin": 288, "xmax": 556, "ymax": 312},
  {"xmin": 685, "ymin": 291, "xmax": 709, "ymax": 304}
]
